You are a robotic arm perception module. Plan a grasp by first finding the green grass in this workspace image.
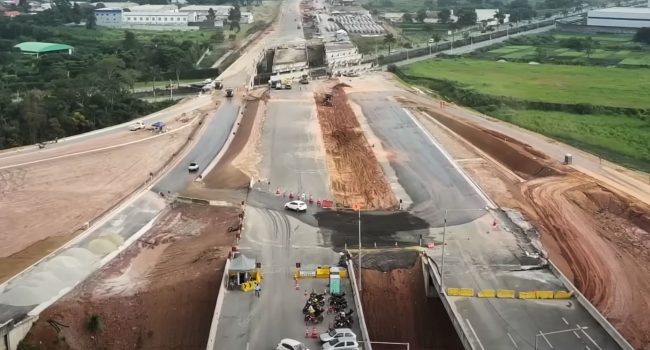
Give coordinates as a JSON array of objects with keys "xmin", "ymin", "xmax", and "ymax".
[
  {"xmin": 620, "ymin": 56, "xmax": 650, "ymax": 66},
  {"xmin": 403, "ymin": 59, "xmax": 650, "ymax": 109},
  {"xmin": 493, "ymin": 108, "xmax": 650, "ymax": 172},
  {"xmin": 490, "ymin": 45, "xmax": 533, "ymax": 54}
]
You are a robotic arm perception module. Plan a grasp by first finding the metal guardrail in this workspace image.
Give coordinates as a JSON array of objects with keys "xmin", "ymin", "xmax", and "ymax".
[{"xmin": 345, "ymin": 256, "xmax": 372, "ymax": 350}]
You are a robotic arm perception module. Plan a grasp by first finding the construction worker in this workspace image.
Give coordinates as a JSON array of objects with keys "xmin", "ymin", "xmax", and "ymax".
[{"xmin": 254, "ymin": 283, "xmax": 261, "ymax": 298}]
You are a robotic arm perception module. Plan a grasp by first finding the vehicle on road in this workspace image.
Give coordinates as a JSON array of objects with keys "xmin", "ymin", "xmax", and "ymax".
[
  {"xmin": 343, "ymin": 72, "xmax": 359, "ymax": 77},
  {"xmin": 284, "ymin": 200, "xmax": 307, "ymax": 212},
  {"xmin": 129, "ymin": 121, "xmax": 146, "ymax": 131},
  {"xmin": 299, "ymin": 75, "xmax": 309, "ymax": 84},
  {"xmin": 297, "ymin": 25, "xmax": 301, "ymax": 29},
  {"xmin": 188, "ymin": 162, "xmax": 199, "ymax": 172},
  {"xmin": 321, "ymin": 338, "xmax": 359, "ymax": 350},
  {"xmin": 225, "ymin": 88, "xmax": 234, "ymax": 97},
  {"xmin": 319, "ymin": 328, "xmax": 356, "ymax": 343},
  {"xmin": 276, "ymin": 338, "xmax": 310, "ymax": 350}
]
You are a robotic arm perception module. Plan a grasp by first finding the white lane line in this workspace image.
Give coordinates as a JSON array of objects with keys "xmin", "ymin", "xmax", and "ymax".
[
  {"xmin": 578, "ymin": 324, "xmax": 602, "ymax": 350},
  {"xmin": 507, "ymin": 332, "xmax": 519, "ymax": 348},
  {"xmin": 465, "ymin": 319, "xmax": 486, "ymax": 350},
  {"xmin": 0, "ymin": 122, "xmax": 195, "ymax": 171},
  {"xmin": 574, "ymin": 331, "xmax": 581, "ymax": 339},
  {"xmin": 586, "ymin": 346, "xmax": 591, "ymax": 350},
  {"xmin": 562, "ymin": 317, "xmax": 569, "ymax": 325},
  {"xmin": 540, "ymin": 331, "xmax": 554, "ymax": 349}
]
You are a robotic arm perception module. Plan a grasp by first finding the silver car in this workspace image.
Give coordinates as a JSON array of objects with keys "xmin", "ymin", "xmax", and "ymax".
[
  {"xmin": 319, "ymin": 328, "xmax": 356, "ymax": 343},
  {"xmin": 321, "ymin": 337, "xmax": 359, "ymax": 350}
]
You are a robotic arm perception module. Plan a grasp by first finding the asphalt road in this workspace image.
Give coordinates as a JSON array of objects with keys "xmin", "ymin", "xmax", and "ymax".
[
  {"xmin": 351, "ymin": 92, "xmax": 486, "ymax": 226},
  {"xmin": 349, "ymin": 91, "xmax": 620, "ymax": 350}
]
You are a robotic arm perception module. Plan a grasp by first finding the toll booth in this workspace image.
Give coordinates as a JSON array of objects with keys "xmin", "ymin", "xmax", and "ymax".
[
  {"xmin": 329, "ymin": 267, "xmax": 341, "ymax": 295},
  {"xmin": 228, "ymin": 254, "xmax": 261, "ymax": 292}
]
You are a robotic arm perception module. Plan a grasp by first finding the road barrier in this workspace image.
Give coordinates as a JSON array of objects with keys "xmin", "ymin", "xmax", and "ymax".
[
  {"xmin": 478, "ymin": 289, "xmax": 496, "ymax": 298},
  {"xmin": 497, "ymin": 289, "xmax": 516, "ymax": 299},
  {"xmin": 448, "ymin": 287, "xmax": 574, "ymax": 300},
  {"xmin": 295, "ymin": 266, "xmax": 348, "ymax": 279}
]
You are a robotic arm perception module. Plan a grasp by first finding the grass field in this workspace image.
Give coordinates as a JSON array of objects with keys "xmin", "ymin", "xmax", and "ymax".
[
  {"xmin": 493, "ymin": 108, "xmax": 650, "ymax": 172},
  {"xmin": 402, "ymin": 59, "xmax": 650, "ymax": 109}
]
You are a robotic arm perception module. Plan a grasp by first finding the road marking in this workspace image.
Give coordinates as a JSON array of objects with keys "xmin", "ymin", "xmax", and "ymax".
[
  {"xmin": 540, "ymin": 331, "xmax": 554, "ymax": 349},
  {"xmin": 586, "ymin": 346, "xmax": 591, "ymax": 350},
  {"xmin": 465, "ymin": 319, "xmax": 486, "ymax": 350},
  {"xmin": 577, "ymin": 324, "xmax": 602, "ymax": 350},
  {"xmin": 507, "ymin": 332, "xmax": 518, "ymax": 348},
  {"xmin": 562, "ymin": 317, "xmax": 569, "ymax": 325},
  {"xmin": 574, "ymin": 331, "xmax": 581, "ymax": 339}
]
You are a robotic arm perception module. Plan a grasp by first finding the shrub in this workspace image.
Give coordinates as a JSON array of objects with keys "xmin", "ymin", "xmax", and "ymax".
[{"xmin": 87, "ymin": 314, "xmax": 102, "ymax": 334}]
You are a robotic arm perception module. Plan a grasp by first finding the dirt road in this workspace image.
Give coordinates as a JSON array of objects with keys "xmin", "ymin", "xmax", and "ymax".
[
  {"xmin": 314, "ymin": 84, "xmax": 396, "ymax": 209},
  {"xmin": 21, "ymin": 204, "xmax": 240, "ymax": 350}
]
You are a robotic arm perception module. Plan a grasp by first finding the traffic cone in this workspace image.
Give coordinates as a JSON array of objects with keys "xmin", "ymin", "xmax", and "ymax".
[
  {"xmin": 289, "ymin": 192, "xmax": 294, "ymax": 199},
  {"xmin": 276, "ymin": 187, "xmax": 280, "ymax": 195},
  {"xmin": 311, "ymin": 327, "xmax": 318, "ymax": 339},
  {"xmin": 305, "ymin": 328, "xmax": 310, "ymax": 338},
  {"xmin": 317, "ymin": 199, "xmax": 321, "ymax": 207}
]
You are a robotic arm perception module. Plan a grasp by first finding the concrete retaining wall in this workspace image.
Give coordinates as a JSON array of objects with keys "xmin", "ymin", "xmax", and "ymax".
[
  {"xmin": 2, "ymin": 316, "xmax": 38, "ymax": 350},
  {"xmin": 205, "ymin": 258, "xmax": 231, "ymax": 350},
  {"xmin": 346, "ymin": 258, "xmax": 372, "ymax": 350},
  {"xmin": 547, "ymin": 261, "xmax": 635, "ymax": 350}
]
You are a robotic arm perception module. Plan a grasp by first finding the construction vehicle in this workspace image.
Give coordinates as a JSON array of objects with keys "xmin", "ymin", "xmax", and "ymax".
[
  {"xmin": 299, "ymin": 75, "xmax": 309, "ymax": 84},
  {"xmin": 214, "ymin": 79, "xmax": 223, "ymax": 90},
  {"xmin": 324, "ymin": 93, "xmax": 333, "ymax": 106},
  {"xmin": 225, "ymin": 88, "xmax": 234, "ymax": 97}
]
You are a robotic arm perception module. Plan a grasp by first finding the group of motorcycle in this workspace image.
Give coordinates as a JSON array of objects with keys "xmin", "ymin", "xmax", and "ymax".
[
  {"xmin": 303, "ymin": 292, "xmax": 326, "ymax": 324},
  {"xmin": 302, "ymin": 291, "xmax": 354, "ymax": 327}
]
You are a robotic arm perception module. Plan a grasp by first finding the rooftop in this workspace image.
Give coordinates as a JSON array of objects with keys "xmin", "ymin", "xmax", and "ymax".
[
  {"xmin": 14, "ymin": 42, "xmax": 73, "ymax": 53},
  {"xmin": 324, "ymin": 41, "xmax": 356, "ymax": 51},
  {"xmin": 274, "ymin": 47, "xmax": 307, "ymax": 65},
  {"xmin": 179, "ymin": 5, "xmax": 232, "ymax": 11},
  {"xmin": 589, "ymin": 6, "xmax": 650, "ymax": 14}
]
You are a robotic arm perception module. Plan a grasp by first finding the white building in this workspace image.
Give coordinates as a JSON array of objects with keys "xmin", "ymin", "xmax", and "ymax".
[
  {"xmin": 123, "ymin": 11, "xmax": 193, "ymax": 26},
  {"xmin": 92, "ymin": 2, "xmax": 138, "ymax": 9},
  {"xmin": 587, "ymin": 7, "xmax": 650, "ymax": 28},
  {"xmin": 475, "ymin": 9, "xmax": 509, "ymax": 26},
  {"xmin": 127, "ymin": 4, "xmax": 178, "ymax": 12},
  {"xmin": 95, "ymin": 8, "xmax": 122, "ymax": 27},
  {"xmin": 324, "ymin": 41, "xmax": 362, "ymax": 68},
  {"xmin": 179, "ymin": 5, "xmax": 254, "ymax": 23}
]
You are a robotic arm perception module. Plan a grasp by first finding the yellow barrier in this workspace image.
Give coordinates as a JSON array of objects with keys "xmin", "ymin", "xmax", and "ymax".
[
  {"xmin": 536, "ymin": 291, "xmax": 554, "ymax": 299},
  {"xmin": 447, "ymin": 288, "xmax": 461, "ymax": 296},
  {"xmin": 459, "ymin": 288, "xmax": 475, "ymax": 297},
  {"xmin": 519, "ymin": 291, "xmax": 536, "ymax": 299},
  {"xmin": 240, "ymin": 281, "xmax": 257, "ymax": 292},
  {"xmin": 316, "ymin": 268, "xmax": 330, "ymax": 278},
  {"xmin": 554, "ymin": 291, "xmax": 573, "ymax": 299},
  {"xmin": 497, "ymin": 289, "xmax": 515, "ymax": 298},
  {"xmin": 478, "ymin": 289, "xmax": 496, "ymax": 298},
  {"xmin": 340, "ymin": 269, "xmax": 348, "ymax": 278}
]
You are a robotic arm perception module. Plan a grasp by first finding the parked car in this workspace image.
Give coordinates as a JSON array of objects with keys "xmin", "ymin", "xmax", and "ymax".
[
  {"xmin": 321, "ymin": 338, "xmax": 359, "ymax": 350},
  {"xmin": 284, "ymin": 200, "xmax": 307, "ymax": 212},
  {"xmin": 277, "ymin": 338, "xmax": 310, "ymax": 350},
  {"xmin": 188, "ymin": 162, "xmax": 199, "ymax": 172},
  {"xmin": 319, "ymin": 328, "xmax": 356, "ymax": 343},
  {"xmin": 129, "ymin": 121, "xmax": 146, "ymax": 131}
]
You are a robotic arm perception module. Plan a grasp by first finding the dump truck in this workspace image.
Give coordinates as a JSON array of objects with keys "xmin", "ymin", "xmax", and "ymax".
[{"xmin": 225, "ymin": 88, "xmax": 234, "ymax": 97}]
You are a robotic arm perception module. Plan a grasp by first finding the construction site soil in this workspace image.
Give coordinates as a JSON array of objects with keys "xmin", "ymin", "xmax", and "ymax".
[
  {"xmin": 315, "ymin": 210, "xmax": 429, "ymax": 249},
  {"xmin": 0, "ymin": 119, "xmax": 200, "ymax": 284},
  {"xmin": 314, "ymin": 84, "xmax": 397, "ymax": 209},
  {"xmin": 22, "ymin": 204, "xmax": 240, "ymax": 350},
  {"xmin": 418, "ymin": 106, "xmax": 650, "ymax": 350},
  {"xmin": 360, "ymin": 250, "xmax": 463, "ymax": 350}
]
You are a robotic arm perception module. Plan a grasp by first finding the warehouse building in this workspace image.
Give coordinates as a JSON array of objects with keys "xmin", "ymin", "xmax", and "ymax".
[
  {"xmin": 95, "ymin": 7, "xmax": 123, "ymax": 27},
  {"xmin": 14, "ymin": 42, "xmax": 74, "ymax": 57},
  {"xmin": 587, "ymin": 7, "xmax": 650, "ymax": 28}
]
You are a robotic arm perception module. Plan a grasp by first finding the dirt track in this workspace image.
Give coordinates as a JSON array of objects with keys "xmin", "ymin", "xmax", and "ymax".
[
  {"xmin": 314, "ymin": 84, "xmax": 396, "ymax": 209},
  {"xmin": 22, "ymin": 204, "xmax": 240, "ymax": 350},
  {"xmin": 360, "ymin": 251, "xmax": 463, "ymax": 350},
  {"xmin": 418, "ymin": 106, "xmax": 650, "ymax": 350}
]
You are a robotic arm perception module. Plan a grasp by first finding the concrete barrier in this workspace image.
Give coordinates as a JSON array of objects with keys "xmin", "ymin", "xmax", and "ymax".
[
  {"xmin": 535, "ymin": 290, "xmax": 554, "ymax": 299},
  {"xmin": 447, "ymin": 288, "xmax": 461, "ymax": 296},
  {"xmin": 478, "ymin": 289, "xmax": 496, "ymax": 298},
  {"xmin": 2, "ymin": 315, "xmax": 38, "ymax": 350},
  {"xmin": 205, "ymin": 258, "xmax": 231, "ymax": 350},
  {"xmin": 497, "ymin": 289, "xmax": 515, "ymax": 299},
  {"xmin": 459, "ymin": 288, "xmax": 474, "ymax": 297},
  {"xmin": 548, "ymin": 261, "xmax": 634, "ymax": 350},
  {"xmin": 346, "ymin": 257, "xmax": 372, "ymax": 350},
  {"xmin": 518, "ymin": 291, "xmax": 536, "ymax": 299}
]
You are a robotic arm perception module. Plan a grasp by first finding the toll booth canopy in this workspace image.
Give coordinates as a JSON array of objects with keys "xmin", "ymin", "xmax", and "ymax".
[{"xmin": 229, "ymin": 254, "xmax": 257, "ymax": 285}]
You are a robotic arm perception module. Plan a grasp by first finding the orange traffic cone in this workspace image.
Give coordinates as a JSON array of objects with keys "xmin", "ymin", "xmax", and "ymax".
[{"xmin": 311, "ymin": 327, "xmax": 318, "ymax": 339}]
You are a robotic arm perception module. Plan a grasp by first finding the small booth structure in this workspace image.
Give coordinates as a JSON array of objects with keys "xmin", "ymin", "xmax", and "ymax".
[
  {"xmin": 151, "ymin": 121, "xmax": 166, "ymax": 133},
  {"xmin": 329, "ymin": 267, "xmax": 341, "ymax": 296},
  {"xmin": 228, "ymin": 254, "xmax": 262, "ymax": 292}
]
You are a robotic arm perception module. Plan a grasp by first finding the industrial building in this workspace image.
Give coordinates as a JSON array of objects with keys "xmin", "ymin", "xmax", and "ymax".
[
  {"xmin": 178, "ymin": 5, "xmax": 254, "ymax": 23},
  {"xmin": 587, "ymin": 7, "xmax": 650, "ymax": 28},
  {"xmin": 122, "ymin": 11, "xmax": 193, "ymax": 26},
  {"xmin": 13, "ymin": 42, "xmax": 74, "ymax": 57},
  {"xmin": 95, "ymin": 8, "xmax": 123, "ymax": 27},
  {"xmin": 324, "ymin": 41, "xmax": 362, "ymax": 68}
]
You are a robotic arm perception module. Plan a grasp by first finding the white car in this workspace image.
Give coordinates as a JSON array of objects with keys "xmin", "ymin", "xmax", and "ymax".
[
  {"xmin": 188, "ymin": 162, "xmax": 199, "ymax": 172},
  {"xmin": 277, "ymin": 338, "xmax": 310, "ymax": 350},
  {"xmin": 284, "ymin": 200, "xmax": 307, "ymax": 212},
  {"xmin": 319, "ymin": 328, "xmax": 356, "ymax": 343},
  {"xmin": 129, "ymin": 121, "xmax": 145, "ymax": 131},
  {"xmin": 322, "ymin": 338, "xmax": 359, "ymax": 350}
]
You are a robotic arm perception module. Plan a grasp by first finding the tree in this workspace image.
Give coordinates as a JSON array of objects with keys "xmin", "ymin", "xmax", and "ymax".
[
  {"xmin": 18, "ymin": 0, "xmax": 30, "ymax": 12},
  {"xmin": 633, "ymin": 27, "xmax": 650, "ymax": 44},
  {"xmin": 207, "ymin": 7, "xmax": 216, "ymax": 21},
  {"xmin": 416, "ymin": 9, "xmax": 427, "ymax": 23},
  {"xmin": 72, "ymin": 2, "xmax": 82, "ymax": 24},
  {"xmin": 456, "ymin": 8, "xmax": 477, "ymax": 26},
  {"xmin": 22, "ymin": 90, "xmax": 47, "ymax": 144},
  {"xmin": 85, "ymin": 12, "xmax": 96, "ymax": 29},
  {"xmin": 582, "ymin": 36, "xmax": 596, "ymax": 58},
  {"xmin": 228, "ymin": 5, "xmax": 241, "ymax": 32},
  {"xmin": 383, "ymin": 33, "xmax": 396, "ymax": 54},
  {"xmin": 493, "ymin": 9, "xmax": 505, "ymax": 24},
  {"xmin": 438, "ymin": 8, "xmax": 451, "ymax": 23},
  {"xmin": 122, "ymin": 30, "xmax": 138, "ymax": 50},
  {"xmin": 402, "ymin": 13, "xmax": 413, "ymax": 23},
  {"xmin": 534, "ymin": 46, "xmax": 548, "ymax": 62},
  {"xmin": 507, "ymin": 0, "xmax": 535, "ymax": 22}
]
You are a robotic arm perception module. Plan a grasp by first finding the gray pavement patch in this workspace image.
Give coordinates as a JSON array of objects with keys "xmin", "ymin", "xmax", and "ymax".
[{"xmin": 356, "ymin": 250, "xmax": 419, "ymax": 272}]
